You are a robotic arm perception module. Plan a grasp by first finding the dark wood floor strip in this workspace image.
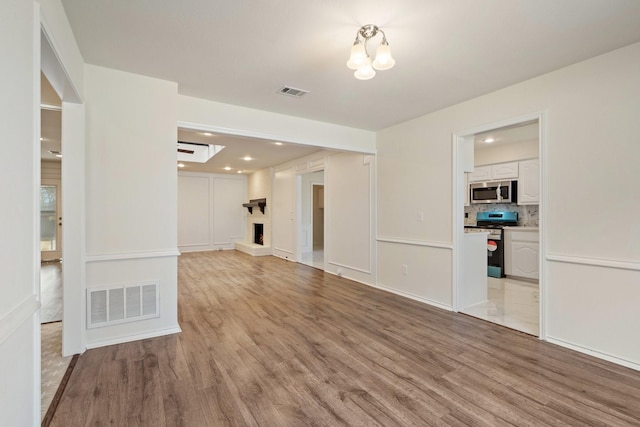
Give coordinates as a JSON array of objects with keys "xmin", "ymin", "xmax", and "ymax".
[{"xmin": 49, "ymin": 251, "xmax": 640, "ymax": 426}]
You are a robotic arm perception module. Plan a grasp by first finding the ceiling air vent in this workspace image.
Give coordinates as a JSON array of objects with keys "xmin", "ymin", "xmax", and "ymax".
[{"xmin": 277, "ymin": 86, "xmax": 309, "ymax": 98}]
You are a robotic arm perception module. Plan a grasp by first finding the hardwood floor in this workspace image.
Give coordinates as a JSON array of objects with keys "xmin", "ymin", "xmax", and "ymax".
[{"xmin": 50, "ymin": 251, "xmax": 640, "ymax": 426}]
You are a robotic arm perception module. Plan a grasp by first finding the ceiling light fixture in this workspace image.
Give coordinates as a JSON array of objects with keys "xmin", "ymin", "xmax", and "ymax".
[
  {"xmin": 347, "ymin": 24, "xmax": 395, "ymax": 80},
  {"xmin": 274, "ymin": 142, "xmax": 283, "ymax": 146},
  {"xmin": 243, "ymin": 156, "xmax": 252, "ymax": 161},
  {"xmin": 224, "ymin": 166, "xmax": 232, "ymax": 171},
  {"xmin": 484, "ymin": 137, "xmax": 495, "ymax": 143},
  {"xmin": 178, "ymin": 163, "xmax": 185, "ymax": 168}
]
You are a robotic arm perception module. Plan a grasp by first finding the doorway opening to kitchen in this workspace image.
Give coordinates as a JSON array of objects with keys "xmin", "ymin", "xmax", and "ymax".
[
  {"xmin": 454, "ymin": 114, "xmax": 543, "ymax": 337},
  {"xmin": 296, "ymin": 170, "xmax": 325, "ymax": 269}
]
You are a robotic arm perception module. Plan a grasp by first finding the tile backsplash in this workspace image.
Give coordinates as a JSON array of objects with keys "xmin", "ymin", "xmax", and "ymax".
[{"xmin": 464, "ymin": 203, "xmax": 539, "ymax": 226}]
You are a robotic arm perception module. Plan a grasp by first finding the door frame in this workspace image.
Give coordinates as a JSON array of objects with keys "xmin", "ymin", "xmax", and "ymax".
[
  {"xmin": 451, "ymin": 111, "xmax": 547, "ymax": 340},
  {"xmin": 41, "ymin": 15, "xmax": 86, "ymax": 357},
  {"xmin": 295, "ymin": 168, "xmax": 325, "ymax": 268}
]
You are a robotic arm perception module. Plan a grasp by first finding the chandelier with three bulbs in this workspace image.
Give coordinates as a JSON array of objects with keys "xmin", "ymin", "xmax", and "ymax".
[{"xmin": 346, "ymin": 24, "xmax": 396, "ymax": 80}]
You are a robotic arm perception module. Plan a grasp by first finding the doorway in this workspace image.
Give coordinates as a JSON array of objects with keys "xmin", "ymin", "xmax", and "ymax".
[
  {"xmin": 298, "ymin": 170, "xmax": 325, "ymax": 269},
  {"xmin": 454, "ymin": 114, "xmax": 544, "ymax": 338}
]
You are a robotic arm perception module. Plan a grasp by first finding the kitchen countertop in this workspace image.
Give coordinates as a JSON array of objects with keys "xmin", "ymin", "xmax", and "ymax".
[{"xmin": 503, "ymin": 226, "xmax": 539, "ymax": 231}]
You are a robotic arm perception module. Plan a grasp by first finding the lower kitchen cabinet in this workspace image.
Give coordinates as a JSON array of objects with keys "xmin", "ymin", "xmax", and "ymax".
[{"xmin": 504, "ymin": 229, "xmax": 539, "ymax": 280}]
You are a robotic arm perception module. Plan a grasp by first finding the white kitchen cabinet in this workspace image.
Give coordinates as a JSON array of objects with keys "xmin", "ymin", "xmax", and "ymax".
[
  {"xmin": 468, "ymin": 166, "xmax": 492, "ymax": 182},
  {"xmin": 491, "ymin": 162, "xmax": 519, "ymax": 179},
  {"xmin": 468, "ymin": 162, "xmax": 519, "ymax": 182},
  {"xmin": 504, "ymin": 229, "xmax": 539, "ymax": 280},
  {"xmin": 518, "ymin": 159, "xmax": 539, "ymax": 205}
]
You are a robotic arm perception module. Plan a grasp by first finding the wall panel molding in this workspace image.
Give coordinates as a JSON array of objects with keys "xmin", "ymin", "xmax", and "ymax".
[
  {"xmin": 0, "ymin": 294, "xmax": 39, "ymax": 345},
  {"xmin": 546, "ymin": 253, "xmax": 640, "ymax": 271},
  {"xmin": 377, "ymin": 237, "xmax": 454, "ymax": 250},
  {"xmin": 85, "ymin": 249, "xmax": 180, "ymax": 263}
]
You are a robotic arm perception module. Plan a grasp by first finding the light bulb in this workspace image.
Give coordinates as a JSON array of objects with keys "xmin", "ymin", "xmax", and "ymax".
[
  {"xmin": 354, "ymin": 57, "xmax": 376, "ymax": 80},
  {"xmin": 372, "ymin": 42, "xmax": 395, "ymax": 71},
  {"xmin": 347, "ymin": 42, "xmax": 366, "ymax": 70}
]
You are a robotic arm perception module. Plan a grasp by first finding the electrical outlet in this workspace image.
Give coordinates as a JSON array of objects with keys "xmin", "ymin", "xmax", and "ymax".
[{"xmin": 402, "ymin": 264, "xmax": 408, "ymax": 275}]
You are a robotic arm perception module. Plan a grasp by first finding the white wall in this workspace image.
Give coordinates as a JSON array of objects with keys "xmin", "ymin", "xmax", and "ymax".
[
  {"xmin": 41, "ymin": 159, "xmax": 61, "ymax": 179},
  {"xmin": 377, "ymin": 41, "xmax": 640, "ymax": 368},
  {"xmin": 84, "ymin": 65, "xmax": 180, "ymax": 347},
  {"xmin": 325, "ymin": 153, "xmax": 376, "ymax": 285},
  {"xmin": 177, "ymin": 95, "xmax": 376, "ymax": 153},
  {"xmin": 266, "ymin": 151, "xmax": 376, "ymax": 285},
  {"xmin": 247, "ymin": 168, "xmax": 273, "ymax": 247},
  {"xmin": 178, "ymin": 172, "xmax": 246, "ymax": 252},
  {"xmin": 0, "ymin": 1, "xmax": 39, "ymax": 424},
  {"xmin": 272, "ymin": 166, "xmax": 296, "ymax": 260},
  {"xmin": 475, "ymin": 139, "xmax": 538, "ymax": 165}
]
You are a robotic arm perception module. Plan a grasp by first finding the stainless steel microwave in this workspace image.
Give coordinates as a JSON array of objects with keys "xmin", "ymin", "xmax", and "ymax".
[{"xmin": 470, "ymin": 180, "xmax": 518, "ymax": 204}]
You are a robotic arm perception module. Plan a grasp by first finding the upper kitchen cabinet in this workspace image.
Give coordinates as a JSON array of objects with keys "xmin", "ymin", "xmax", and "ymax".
[
  {"xmin": 518, "ymin": 159, "xmax": 539, "ymax": 205},
  {"xmin": 468, "ymin": 161, "xmax": 519, "ymax": 182}
]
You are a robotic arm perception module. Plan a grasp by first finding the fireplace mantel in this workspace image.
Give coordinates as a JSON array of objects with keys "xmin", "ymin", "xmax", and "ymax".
[{"xmin": 242, "ymin": 198, "xmax": 267, "ymax": 214}]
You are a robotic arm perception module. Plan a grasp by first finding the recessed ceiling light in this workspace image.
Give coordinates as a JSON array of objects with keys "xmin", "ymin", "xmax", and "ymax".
[
  {"xmin": 243, "ymin": 156, "xmax": 252, "ymax": 161},
  {"xmin": 483, "ymin": 137, "xmax": 495, "ymax": 143},
  {"xmin": 224, "ymin": 166, "xmax": 232, "ymax": 171},
  {"xmin": 201, "ymin": 132, "xmax": 213, "ymax": 136},
  {"xmin": 237, "ymin": 170, "xmax": 242, "ymax": 174},
  {"xmin": 40, "ymin": 137, "xmax": 44, "ymax": 141},
  {"xmin": 177, "ymin": 163, "xmax": 185, "ymax": 168},
  {"xmin": 274, "ymin": 142, "xmax": 283, "ymax": 146}
]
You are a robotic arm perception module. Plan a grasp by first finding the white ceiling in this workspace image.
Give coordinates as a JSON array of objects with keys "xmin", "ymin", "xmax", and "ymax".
[
  {"xmin": 176, "ymin": 128, "xmax": 322, "ymax": 174},
  {"xmin": 60, "ymin": 0, "xmax": 640, "ymax": 131}
]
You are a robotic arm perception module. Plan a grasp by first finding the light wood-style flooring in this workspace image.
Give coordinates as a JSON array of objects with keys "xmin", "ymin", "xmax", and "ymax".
[{"xmin": 50, "ymin": 251, "xmax": 640, "ymax": 426}]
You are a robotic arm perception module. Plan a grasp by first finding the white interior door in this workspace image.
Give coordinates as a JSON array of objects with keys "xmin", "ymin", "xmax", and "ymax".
[{"xmin": 40, "ymin": 179, "xmax": 62, "ymax": 261}]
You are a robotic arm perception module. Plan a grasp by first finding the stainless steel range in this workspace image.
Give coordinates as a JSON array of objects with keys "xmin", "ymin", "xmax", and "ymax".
[{"xmin": 465, "ymin": 211, "xmax": 518, "ymax": 278}]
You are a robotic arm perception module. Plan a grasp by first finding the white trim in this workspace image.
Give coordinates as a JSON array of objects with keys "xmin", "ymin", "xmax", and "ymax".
[
  {"xmin": 85, "ymin": 325, "xmax": 182, "ymax": 350},
  {"xmin": 370, "ymin": 282, "xmax": 453, "ymax": 312},
  {"xmin": 179, "ymin": 242, "xmax": 212, "ymax": 248},
  {"xmin": 0, "ymin": 295, "xmax": 40, "ymax": 345},
  {"xmin": 376, "ymin": 237, "xmax": 454, "ymax": 250},
  {"xmin": 177, "ymin": 121, "xmax": 377, "ymax": 155},
  {"xmin": 85, "ymin": 249, "xmax": 181, "ymax": 263},
  {"xmin": 546, "ymin": 253, "xmax": 640, "ymax": 271},
  {"xmin": 546, "ymin": 336, "xmax": 640, "ymax": 372},
  {"xmin": 328, "ymin": 261, "xmax": 372, "ymax": 275},
  {"xmin": 273, "ymin": 247, "xmax": 294, "ymax": 255}
]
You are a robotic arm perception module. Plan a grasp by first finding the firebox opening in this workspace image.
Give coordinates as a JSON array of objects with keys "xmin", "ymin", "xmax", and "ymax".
[{"xmin": 253, "ymin": 223, "xmax": 264, "ymax": 245}]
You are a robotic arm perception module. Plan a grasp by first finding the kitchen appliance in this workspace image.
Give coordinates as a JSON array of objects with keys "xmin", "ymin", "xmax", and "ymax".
[
  {"xmin": 470, "ymin": 180, "xmax": 517, "ymax": 204},
  {"xmin": 465, "ymin": 211, "xmax": 518, "ymax": 278}
]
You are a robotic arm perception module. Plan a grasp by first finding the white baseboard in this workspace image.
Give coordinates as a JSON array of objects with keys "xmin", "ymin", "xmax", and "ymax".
[
  {"xmin": 546, "ymin": 336, "xmax": 640, "ymax": 372},
  {"xmin": 347, "ymin": 277, "xmax": 453, "ymax": 312},
  {"xmin": 85, "ymin": 325, "xmax": 182, "ymax": 350}
]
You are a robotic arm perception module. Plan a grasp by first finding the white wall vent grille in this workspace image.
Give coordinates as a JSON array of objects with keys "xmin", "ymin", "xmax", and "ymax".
[{"xmin": 87, "ymin": 282, "xmax": 159, "ymax": 328}]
